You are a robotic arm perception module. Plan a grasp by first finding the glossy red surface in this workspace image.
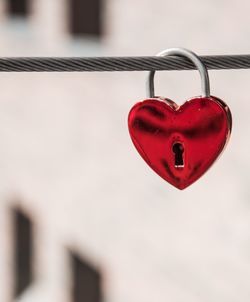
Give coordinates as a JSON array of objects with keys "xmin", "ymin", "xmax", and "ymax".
[{"xmin": 128, "ymin": 97, "xmax": 232, "ymax": 190}]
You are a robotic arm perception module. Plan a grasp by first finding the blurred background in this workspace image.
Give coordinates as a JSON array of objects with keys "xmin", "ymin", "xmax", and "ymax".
[{"xmin": 1, "ymin": 0, "xmax": 250, "ymax": 302}]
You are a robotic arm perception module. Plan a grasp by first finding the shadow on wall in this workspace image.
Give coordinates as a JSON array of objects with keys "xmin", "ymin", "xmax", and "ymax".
[
  {"xmin": 6, "ymin": 0, "xmax": 103, "ymax": 39},
  {"xmin": 11, "ymin": 206, "xmax": 103, "ymax": 302}
]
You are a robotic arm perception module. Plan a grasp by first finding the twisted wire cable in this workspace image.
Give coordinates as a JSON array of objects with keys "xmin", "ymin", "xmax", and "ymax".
[{"xmin": 0, "ymin": 55, "xmax": 250, "ymax": 72}]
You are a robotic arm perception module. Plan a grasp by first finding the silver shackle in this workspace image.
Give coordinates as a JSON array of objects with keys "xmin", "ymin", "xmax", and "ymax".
[{"xmin": 147, "ymin": 48, "xmax": 210, "ymax": 98}]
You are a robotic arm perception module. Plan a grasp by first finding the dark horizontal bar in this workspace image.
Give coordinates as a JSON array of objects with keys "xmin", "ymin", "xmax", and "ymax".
[{"xmin": 0, "ymin": 55, "xmax": 249, "ymax": 72}]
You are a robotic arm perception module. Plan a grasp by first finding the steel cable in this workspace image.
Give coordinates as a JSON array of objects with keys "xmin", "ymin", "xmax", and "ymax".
[{"xmin": 0, "ymin": 55, "xmax": 250, "ymax": 72}]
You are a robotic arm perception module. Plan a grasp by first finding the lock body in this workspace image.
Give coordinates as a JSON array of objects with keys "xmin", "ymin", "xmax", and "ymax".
[{"xmin": 128, "ymin": 97, "xmax": 231, "ymax": 189}]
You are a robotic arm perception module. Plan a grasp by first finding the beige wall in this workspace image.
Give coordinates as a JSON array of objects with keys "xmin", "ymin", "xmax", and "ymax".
[{"xmin": 1, "ymin": 0, "xmax": 250, "ymax": 301}]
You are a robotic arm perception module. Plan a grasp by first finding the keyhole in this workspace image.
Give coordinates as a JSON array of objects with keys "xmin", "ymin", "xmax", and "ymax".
[{"xmin": 172, "ymin": 142, "xmax": 184, "ymax": 168}]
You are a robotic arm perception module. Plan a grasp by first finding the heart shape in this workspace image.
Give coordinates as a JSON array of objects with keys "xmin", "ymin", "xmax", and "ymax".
[{"xmin": 128, "ymin": 97, "xmax": 232, "ymax": 189}]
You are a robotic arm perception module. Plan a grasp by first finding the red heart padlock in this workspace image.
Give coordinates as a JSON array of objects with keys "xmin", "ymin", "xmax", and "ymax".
[{"xmin": 128, "ymin": 48, "xmax": 232, "ymax": 190}]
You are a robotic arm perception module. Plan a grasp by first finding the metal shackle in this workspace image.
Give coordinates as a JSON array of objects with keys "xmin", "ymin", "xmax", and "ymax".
[{"xmin": 147, "ymin": 48, "xmax": 210, "ymax": 98}]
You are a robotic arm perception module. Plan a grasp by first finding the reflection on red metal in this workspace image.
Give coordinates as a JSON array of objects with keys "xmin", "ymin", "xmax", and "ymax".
[{"xmin": 128, "ymin": 97, "xmax": 232, "ymax": 190}]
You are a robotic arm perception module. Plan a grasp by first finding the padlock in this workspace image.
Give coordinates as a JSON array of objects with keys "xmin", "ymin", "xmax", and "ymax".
[{"xmin": 128, "ymin": 48, "xmax": 232, "ymax": 190}]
